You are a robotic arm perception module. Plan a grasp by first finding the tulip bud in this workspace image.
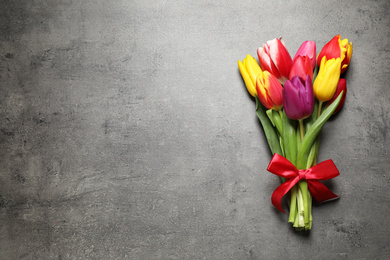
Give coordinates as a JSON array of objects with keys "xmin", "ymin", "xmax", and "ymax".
[
  {"xmin": 289, "ymin": 55, "xmax": 313, "ymax": 81},
  {"xmin": 283, "ymin": 75, "xmax": 314, "ymax": 120},
  {"xmin": 256, "ymin": 70, "xmax": 284, "ymax": 111},
  {"xmin": 293, "ymin": 41, "xmax": 316, "ymax": 69},
  {"xmin": 317, "ymin": 35, "xmax": 353, "ymax": 74},
  {"xmin": 238, "ymin": 55, "xmax": 262, "ymax": 97},
  {"xmin": 327, "ymin": 78, "xmax": 347, "ymax": 114},
  {"xmin": 257, "ymin": 37, "xmax": 293, "ymax": 85},
  {"xmin": 313, "ymin": 57, "xmax": 341, "ymax": 102}
]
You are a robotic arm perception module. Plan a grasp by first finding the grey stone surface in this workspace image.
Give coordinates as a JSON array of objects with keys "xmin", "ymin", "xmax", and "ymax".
[{"xmin": 0, "ymin": 0, "xmax": 389, "ymax": 259}]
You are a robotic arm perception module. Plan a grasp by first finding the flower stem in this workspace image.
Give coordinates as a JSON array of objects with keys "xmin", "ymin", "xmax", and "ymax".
[
  {"xmin": 317, "ymin": 101, "xmax": 323, "ymax": 118},
  {"xmin": 278, "ymin": 109, "xmax": 283, "ymax": 119},
  {"xmin": 288, "ymin": 186, "xmax": 298, "ymax": 223},
  {"xmin": 298, "ymin": 180, "xmax": 309, "ymax": 226},
  {"xmin": 307, "ymin": 190, "xmax": 313, "ymax": 230},
  {"xmin": 299, "ymin": 119, "xmax": 304, "ymax": 141},
  {"xmin": 296, "ymin": 187, "xmax": 305, "ymax": 228}
]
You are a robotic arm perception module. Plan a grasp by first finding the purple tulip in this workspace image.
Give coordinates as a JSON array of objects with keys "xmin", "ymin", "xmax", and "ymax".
[{"xmin": 283, "ymin": 75, "xmax": 314, "ymax": 120}]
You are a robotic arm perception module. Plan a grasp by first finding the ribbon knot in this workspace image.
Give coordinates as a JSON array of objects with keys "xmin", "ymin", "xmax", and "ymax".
[
  {"xmin": 298, "ymin": 170, "xmax": 306, "ymax": 180},
  {"xmin": 267, "ymin": 153, "xmax": 340, "ymax": 213}
]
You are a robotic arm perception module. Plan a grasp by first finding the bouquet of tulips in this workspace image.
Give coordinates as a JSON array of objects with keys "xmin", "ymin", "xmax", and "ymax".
[{"xmin": 237, "ymin": 35, "xmax": 352, "ymax": 230}]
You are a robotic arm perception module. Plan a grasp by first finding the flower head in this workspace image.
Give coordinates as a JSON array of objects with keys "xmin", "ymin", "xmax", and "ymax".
[
  {"xmin": 256, "ymin": 70, "xmax": 283, "ymax": 111},
  {"xmin": 283, "ymin": 75, "xmax": 314, "ymax": 120},
  {"xmin": 317, "ymin": 35, "xmax": 353, "ymax": 74},
  {"xmin": 313, "ymin": 57, "xmax": 341, "ymax": 102},
  {"xmin": 293, "ymin": 41, "xmax": 316, "ymax": 69},
  {"xmin": 238, "ymin": 55, "xmax": 262, "ymax": 97},
  {"xmin": 257, "ymin": 37, "xmax": 293, "ymax": 84},
  {"xmin": 289, "ymin": 55, "xmax": 313, "ymax": 81}
]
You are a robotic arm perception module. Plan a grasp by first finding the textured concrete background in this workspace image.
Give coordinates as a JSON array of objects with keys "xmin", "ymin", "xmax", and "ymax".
[{"xmin": 0, "ymin": 0, "xmax": 389, "ymax": 259}]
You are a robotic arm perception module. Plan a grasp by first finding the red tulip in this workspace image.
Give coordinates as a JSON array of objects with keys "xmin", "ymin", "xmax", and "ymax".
[
  {"xmin": 327, "ymin": 78, "xmax": 347, "ymax": 114},
  {"xmin": 257, "ymin": 37, "xmax": 293, "ymax": 85},
  {"xmin": 289, "ymin": 55, "xmax": 313, "ymax": 81},
  {"xmin": 256, "ymin": 70, "xmax": 284, "ymax": 111},
  {"xmin": 317, "ymin": 35, "xmax": 353, "ymax": 74},
  {"xmin": 293, "ymin": 41, "xmax": 316, "ymax": 69}
]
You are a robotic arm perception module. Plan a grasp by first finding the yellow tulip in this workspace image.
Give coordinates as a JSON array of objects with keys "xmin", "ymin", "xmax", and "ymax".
[
  {"xmin": 313, "ymin": 57, "xmax": 341, "ymax": 102},
  {"xmin": 238, "ymin": 55, "xmax": 262, "ymax": 97}
]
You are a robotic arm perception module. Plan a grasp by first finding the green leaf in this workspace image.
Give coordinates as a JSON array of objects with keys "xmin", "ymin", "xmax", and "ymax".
[
  {"xmin": 255, "ymin": 96, "xmax": 283, "ymax": 156},
  {"xmin": 266, "ymin": 109, "xmax": 276, "ymax": 127},
  {"xmin": 267, "ymin": 109, "xmax": 283, "ymax": 136},
  {"xmin": 282, "ymin": 110, "xmax": 297, "ymax": 165},
  {"xmin": 296, "ymin": 91, "xmax": 343, "ymax": 169}
]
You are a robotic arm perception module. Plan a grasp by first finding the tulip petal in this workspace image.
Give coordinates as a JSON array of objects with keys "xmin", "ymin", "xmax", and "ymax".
[
  {"xmin": 256, "ymin": 71, "xmax": 283, "ymax": 110},
  {"xmin": 313, "ymin": 57, "xmax": 341, "ymax": 102},
  {"xmin": 258, "ymin": 45, "xmax": 281, "ymax": 80},
  {"xmin": 256, "ymin": 72, "xmax": 272, "ymax": 109},
  {"xmin": 283, "ymin": 76, "xmax": 314, "ymax": 120},
  {"xmin": 289, "ymin": 56, "xmax": 313, "ymax": 81},
  {"xmin": 245, "ymin": 56, "xmax": 258, "ymax": 86},
  {"xmin": 327, "ymin": 78, "xmax": 347, "ymax": 114},
  {"xmin": 303, "ymin": 75, "xmax": 314, "ymax": 117},
  {"xmin": 246, "ymin": 55, "xmax": 262, "ymax": 84},
  {"xmin": 293, "ymin": 41, "xmax": 316, "ymax": 69},
  {"xmin": 341, "ymin": 41, "xmax": 353, "ymax": 74},
  {"xmin": 238, "ymin": 60, "xmax": 256, "ymax": 97},
  {"xmin": 283, "ymin": 79, "xmax": 301, "ymax": 120},
  {"xmin": 265, "ymin": 72, "xmax": 284, "ymax": 110},
  {"xmin": 268, "ymin": 38, "xmax": 293, "ymax": 82},
  {"xmin": 317, "ymin": 35, "xmax": 342, "ymax": 67}
]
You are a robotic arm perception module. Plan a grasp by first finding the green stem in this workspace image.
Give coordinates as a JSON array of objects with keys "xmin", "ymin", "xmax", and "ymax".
[
  {"xmin": 299, "ymin": 119, "xmax": 304, "ymax": 141},
  {"xmin": 307, "ymin": 191, "xmax": 313, "ymax": 230},
  {"xmin": 317, "ymin": 101, "xmax": 323, "ymax": 119},
  {"xmin": 278, "ymin": 110, "xmax": 283, "ymax": 119},
  {"xmin": 282, "ymin": 110, "xmax": 297, "ymax": 165},
  {"xmin": 298, "ymin": 180, "xmax": 309, "ymax": 225},
  {"xmin": 288, "ymin": 186, "xmax": 298, "ymax": 223},
  {"xmin": 306, "ymin": 141, "xmax": 318, "ymax": 168},
  {"xmin": 313, "ymin": 64, "xmax": 319, "ymax": 82},
  {"xmin": 297, "ymin": 187, "xmax": 305, "ymax": 228}
]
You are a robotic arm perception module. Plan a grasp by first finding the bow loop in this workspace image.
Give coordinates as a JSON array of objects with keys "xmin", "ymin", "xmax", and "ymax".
[{"xmin": 267, "ymin": 154, "xmax": 340, "ymax": 213}]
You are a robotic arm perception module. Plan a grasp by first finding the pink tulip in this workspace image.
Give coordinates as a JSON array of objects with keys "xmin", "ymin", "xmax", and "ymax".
[
  {"xmin": 257, "ymin": 37, "xmax": 293, "ymax": 85},
  {"xmin": 293, "ymin": 41, "xmax": 316, "ymax": 69}
]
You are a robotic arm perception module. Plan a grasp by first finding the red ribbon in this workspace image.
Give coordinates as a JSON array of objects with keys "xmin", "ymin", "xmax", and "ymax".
[{"xmin": 267, "ymin": 153, "xmax": 340, "ymax": 213}]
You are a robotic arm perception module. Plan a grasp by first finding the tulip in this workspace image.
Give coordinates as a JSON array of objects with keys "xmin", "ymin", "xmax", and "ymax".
[
  {"xmin": 289, "ymin": 55, "xmax": 313, "ymax": 81},
  {"xmin": 256, "ymin": 70, "xmax": 283, "ymax": 111},
  {"xmin": 313, "ymin": 57, "xmax": 341, "ymax": 102},
  {"xmin": 293, "ymin": 41, "xmax": 316, "ymax": 69},
  {"xmin": 257, "ymin": 37, "xmax": 293, "ymax": 85},
  {"xmin": 283, "ymin": 75, "xmax": 314, "ymax": 121},
  {"xmin": 238, "ymin": 55, "xmax": 262, "ymax": 97},
  {"xmin": 317, "ymin": 35, "xmax": 353, "ymax": 74},
  {"xmin": 327, "ymin": 78, "xmax": 347, "ymax": 114}
]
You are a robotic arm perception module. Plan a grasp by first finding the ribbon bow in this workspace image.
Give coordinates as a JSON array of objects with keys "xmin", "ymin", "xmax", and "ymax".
[{"xmin": 267, "ymin": 154, "xmax": 340, "ymax": 213}]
